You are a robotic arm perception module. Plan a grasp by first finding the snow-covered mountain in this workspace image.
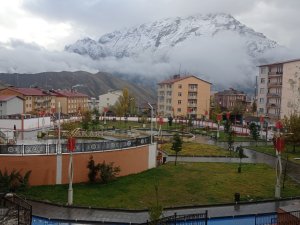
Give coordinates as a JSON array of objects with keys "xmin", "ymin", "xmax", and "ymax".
[{"xmin": 65, "ymin": 13, "xmax": 278, "ymax": 59}]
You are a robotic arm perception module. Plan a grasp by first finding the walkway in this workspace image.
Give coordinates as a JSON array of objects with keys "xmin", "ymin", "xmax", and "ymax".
[{"xmin": 29, "ymin": 199, "xmax": 300, "ymax": 224}]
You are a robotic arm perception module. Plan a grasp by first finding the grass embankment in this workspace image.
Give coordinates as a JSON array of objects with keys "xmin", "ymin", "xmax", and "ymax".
[
  {"xmin": 248, "ymin": 145, "xmax": 300, "ymax": 164},
  {"xmin": 161, "ymin": 142, "xmax": 239, "ymax": 157},
  {"xmin": 20, "ymin": 163, "xmax": 300, "ymax": 209}
]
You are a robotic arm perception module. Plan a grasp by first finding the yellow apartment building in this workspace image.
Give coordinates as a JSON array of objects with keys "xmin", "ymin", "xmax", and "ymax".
[
  {"xmin": 157, "ymin": 75, "xmax": 211, "ymax": 119},
  {"xmin": 50, "ymin": 89, "xmax": 89, "ymax": 115}
]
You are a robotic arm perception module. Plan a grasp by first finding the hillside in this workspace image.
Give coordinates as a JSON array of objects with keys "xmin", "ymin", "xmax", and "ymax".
[{"xmin": 0, "ymin": 71, "xmax": 156, "ymax": 104}]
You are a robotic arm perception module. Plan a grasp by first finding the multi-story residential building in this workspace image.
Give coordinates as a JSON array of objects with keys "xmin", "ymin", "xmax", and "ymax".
[
  {"xmin": 157, "ymin": 75, "xmax": 211, "ymax": 119},
  {"xmin": 214, "ymin": 88, "xmax": 247, "ymax": 111},
  {"xmin": 50, "ymin": 90, "xmax": 89, "ymax": 115},
  {"xmin": 0, "ymin": 95, "xmax": 24, "ymax": 116},
  {"xmin": 98, "ymin": 90, "xmax": 122, "ymax": 113},
  {"xmin": 257, "ymin": 59, "xmax": 300, "ymax": 121},
  {"xmin": 0, "ymin": 88, "xmax": 56, "ymax": 114}
]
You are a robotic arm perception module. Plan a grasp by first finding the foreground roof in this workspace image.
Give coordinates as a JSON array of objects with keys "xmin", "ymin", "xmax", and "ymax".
[{"xmin": 0, "ymin": 95, "xmax": 23, "ymax": 101}]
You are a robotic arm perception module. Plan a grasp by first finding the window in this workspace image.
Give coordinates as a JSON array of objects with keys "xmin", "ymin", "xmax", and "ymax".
[
  {"xmin": 261, "ymin": 78, "xmax": 265, "ymax": 84},
  {"xmin": 260, "ymin": 67, "xmax": 267, "ymax": 74},
  {"xmin": 260, "ymin": 88, "xmax": 265, "ymax": 94},
  {"xmin": 178, "ymin": 100, "xmax": 181, "ymax": 104},
  {"xmin": 177, "ymin": 108, "xmax": 181, "ymax": 112},
  {"xmin": 178, "ymin": 92, "xmax": 182, "ymax": 97},
  {"xmin": 259, "ymin": 98, "xmax": 264, "ymax": 103},
  {"xmin": 178, "ymin": 84, "xmax": 182, "ymax": 89},
  {"xmin": 259, "ymin": 108, "xmax": 264, "ymax": 113}
]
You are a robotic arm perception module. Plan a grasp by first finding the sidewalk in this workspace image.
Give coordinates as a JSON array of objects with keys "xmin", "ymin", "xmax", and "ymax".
[{"xmin": 29, "ymin": 199, "xmax": 300, "ymax": 224}]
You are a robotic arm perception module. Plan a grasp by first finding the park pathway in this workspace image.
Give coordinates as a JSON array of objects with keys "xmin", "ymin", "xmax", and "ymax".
[{"xmin": 167, "ymin": 135, "xmax": 300, "ymax": 183}]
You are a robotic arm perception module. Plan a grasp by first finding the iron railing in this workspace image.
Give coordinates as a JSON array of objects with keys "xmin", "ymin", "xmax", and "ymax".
[
  {"xmin": 255, "ymin": 210, "xmax": 300, "ymax": 225},
  {"xmin": 144, "ymin": 211, "xmax": 208, "ymax": 225},
  {"xmin": 0, "ymin": 136, "xmax": 151, "ymax": 155},
  {"xmin": 0, "ymin": 193, "xmax": 32, "ymax": 225}
]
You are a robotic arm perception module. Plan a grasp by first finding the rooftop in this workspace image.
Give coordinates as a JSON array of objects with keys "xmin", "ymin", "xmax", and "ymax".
[
  {"xmin": 215, "ymin": 88, "xmax": 245, "ymax": 95},
  {"xmin": 52, "ymin": 89, "xmax": 88, "ymax": 97},
  {"xmin": 158, "ymin": 75, "xmax": 211, "ymax": 85},
  {"xmin": 259, "ymin": 58, "xmax": 300, "ymax": 67},
  {"xmin": 0, "ymin": 95, "xmax": 23, "ymax": 101}
]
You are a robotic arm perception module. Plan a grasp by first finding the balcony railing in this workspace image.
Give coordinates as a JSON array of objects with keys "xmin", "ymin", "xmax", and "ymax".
[
  {"xmin": 188, "ymin": 103, "xmax": 197, "ymax": 107},
  {"xmin": 268, "ymin": 82, "xmax": 282, "ymax": 87},
  {"xmin": 188, "ymin": 88, "xmax": 197, "ymax": 92},
  {"xmin": 268, "ymin": 71, "xmax": 283, "ymax": 76},
  {"xmin": 267, "ymin": 93, "xmax": 281, "ymax": 98},
  {"xmin": 267, "ymin": 103, "xmax": 280, "ymax": 108},
  {"xmin": 188, "ymin": 95, "xmax": 197, "ymax": 99}
]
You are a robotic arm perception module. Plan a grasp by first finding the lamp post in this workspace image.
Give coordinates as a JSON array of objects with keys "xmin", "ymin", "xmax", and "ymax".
[
  {"xmin": 148, "ymin": 102, "xmax": 153, "ymax": 144},
  {"xmin": 275, "ymin": 120, "xmax": 284, "ymax": 199},
  {"xmin": 67, "ymin": 137, "xmax": 75, "ymax": 205}
]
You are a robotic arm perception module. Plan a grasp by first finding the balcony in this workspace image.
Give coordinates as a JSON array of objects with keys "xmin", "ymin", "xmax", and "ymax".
[
  {"xmin": 188, "ymin": 88, "xmax": 197, "ymax": 92},
  {"xmin": 268, "ymin": 71, "xmax": 283, "ymax": 76},
  {"xmin": 188, "ymin": 95, "xmax": 197, "ymax": 99},
  {"xmin": 267, "ymin": 93, "xmax": 281, "ymax": 98},
  {"xmin": 268, "ymin": 82, "xmax": 282, "ymax": 87},
  {"xmin": 188, "ymin": 103, "xmax": 197, "ymax": 107},
  {"xmin": 267, "ymin": 103, "xmax": 280, "ymax": 108}
]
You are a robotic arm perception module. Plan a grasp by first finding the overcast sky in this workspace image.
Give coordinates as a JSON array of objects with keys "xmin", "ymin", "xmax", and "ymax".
[{"xmin": 1, "ymin": 0, "xmax": 299, "ymax": 50}]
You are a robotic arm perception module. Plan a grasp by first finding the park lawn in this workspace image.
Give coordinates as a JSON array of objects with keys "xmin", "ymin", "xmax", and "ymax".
[
  {"xmin": 247, "ymin": 145, "xmax": 300, "ymax": 164},
  {"xmin": 162, "ymin": 142, "xmax": 239, "ymax": 157},
  {"xmin": 20, "ymin": 162, "xmax": 300, "ymax": 209}
]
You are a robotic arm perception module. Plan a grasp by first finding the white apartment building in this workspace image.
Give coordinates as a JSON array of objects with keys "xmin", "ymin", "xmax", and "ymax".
[
  {"xmin": 98, "ymin": 90, "xmax": 122, "ymax": 113},
  {"xmin": 257, "ymin": 59, "xmax": 300, "ymax": 121}
]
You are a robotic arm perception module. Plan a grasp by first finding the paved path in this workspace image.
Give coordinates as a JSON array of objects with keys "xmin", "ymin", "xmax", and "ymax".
[{"xmin": 29, "ymin": 199, "xmax": 300, "ymax": 224}]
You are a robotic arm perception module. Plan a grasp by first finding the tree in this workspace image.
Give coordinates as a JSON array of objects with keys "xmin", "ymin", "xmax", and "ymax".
[
  {"xmin": 249, "ymin": 122, "xmax": 260, "ymax": 145},
  {"xmin": 283, "ymin": 113, "xmax": 300, "ymax": 152},
  {"xmin": 98, "ymin": 161, "xmax": 121, "ymax": 183},
  {"xmin": 113, "ymin": 88, "xmax": 135, "ymax": 119},
  {"xmin": 224, "ymin": 120, "xmax": 235, "ymax": 152},
  {"xmin": 171, "ymin": 133, "xmax": 182, "ymax": 166},
  {"xmin": 237, "ymin": 146, "xmax": 244, "ymax": 173},
  {"xmin": 252, "ymin": 101, "xmax": 257, "ymax": 115},
  {"xmin": 82, "ymin": 110, "xmax": 92, "ymax": 130}
]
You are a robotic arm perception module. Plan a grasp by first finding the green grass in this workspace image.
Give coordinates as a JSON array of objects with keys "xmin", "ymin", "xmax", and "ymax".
[
  {"xmin": 247, "ymin": 145, "xmax": 300, "ymax": 164},
  {"xmin": 19, "ymin": 162, "xmax": 300, "ymax": 209},
  {"xmin": 162, "ymin": 142, "xmax": 239, "ymax": 157}
]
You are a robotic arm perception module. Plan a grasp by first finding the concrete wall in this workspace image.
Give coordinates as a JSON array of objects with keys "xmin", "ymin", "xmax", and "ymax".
[
  {"xmin": 0, "ymin": 145, "xmax": 152, "ymax": 186},
  {"xmin": 0, "ymin": 117, "xmax": 51, "ymax": 130}
]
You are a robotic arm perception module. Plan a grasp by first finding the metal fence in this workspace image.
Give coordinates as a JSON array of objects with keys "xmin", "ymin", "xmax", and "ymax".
[
  {"xmin": 255, "ymin": 211, "xmax": 300, "ymax": 225},
  {"xmin": 1, "ymin": 193, "xmax": 32, "ymax": 225},
  {"xmin": 0, "ymin": 136, "xmax": 151, "ymax": 155},
  {"xmin": 143, "ymin": 211, "xmax": 208, "ymax": 225}
]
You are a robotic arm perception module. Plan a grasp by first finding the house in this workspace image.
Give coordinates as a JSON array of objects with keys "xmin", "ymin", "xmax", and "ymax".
[
  {"xmin": 98, "ymin": 90, "xmax": 122, "ymax": 113},
  {"xmin": 257, "ymin": 59, "xmax": 300, "ymax": 121},
  {"xmin": 214, "ymin": 88, "xmax": 247, "ymax": 111},
  {"xmin": 157, "ymin": 75, "xmax": 211, "ymax": 119},
  {"xmin": 0, "ymin": 95, "xmax": 24, "ymax": 116}
]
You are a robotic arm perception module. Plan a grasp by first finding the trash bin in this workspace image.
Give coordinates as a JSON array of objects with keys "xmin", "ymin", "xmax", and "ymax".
[{"xmin": 234, "ymin": 193, "xmax": 240, "ymax": 202}]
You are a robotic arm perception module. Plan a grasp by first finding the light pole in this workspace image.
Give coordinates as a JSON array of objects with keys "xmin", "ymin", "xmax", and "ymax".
[
  {"xmin": 275, "ymin": 120, "xmax": 283, "ymax": 199},
  {"xmin": 148, "ymin": 102, "xmax": 153, "ymax": 144}
]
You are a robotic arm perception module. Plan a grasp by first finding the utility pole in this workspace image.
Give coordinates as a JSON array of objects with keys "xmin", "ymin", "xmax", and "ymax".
[{"xmin": 148, "ymin": 102, "xmax": 153, "ymax": 144}]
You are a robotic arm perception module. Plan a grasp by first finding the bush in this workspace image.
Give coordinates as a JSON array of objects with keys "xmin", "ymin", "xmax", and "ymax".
[
  {"xmin": 87, "ymin": 157, "xmax": 121, "ymax": 184},
  {"xmin": 0, "ymin": 169, "xmax": 31, "ymax": 192}
]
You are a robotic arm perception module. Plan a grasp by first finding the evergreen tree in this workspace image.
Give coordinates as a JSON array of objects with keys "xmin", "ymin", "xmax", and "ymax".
[{"xmin": 171, "ymin": 133, "xmax": 182, "ymax": 166}]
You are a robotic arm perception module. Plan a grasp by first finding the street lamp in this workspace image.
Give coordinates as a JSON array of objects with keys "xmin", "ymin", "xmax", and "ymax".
[{"xmin": 148, "ymin": 102, "xmax": 153, "ymax": 144}]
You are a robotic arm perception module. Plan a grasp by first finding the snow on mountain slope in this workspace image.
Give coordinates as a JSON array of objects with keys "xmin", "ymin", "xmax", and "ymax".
[{"xmin": 65, "ymin": 13, "xmax": 278, "ymax": 59}]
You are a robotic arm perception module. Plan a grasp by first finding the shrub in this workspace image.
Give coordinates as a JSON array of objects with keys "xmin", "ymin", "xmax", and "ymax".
[
  {"xmin": 0, "ymin": 169, "xmax": 31, "ymax": 192},
  {"xmin": 87, "ymin": 156, "xmax": 99, "ymax": 183},
  {"xmin": 99, "ymin": 161, "xmax": 121, "ymax": 183}
]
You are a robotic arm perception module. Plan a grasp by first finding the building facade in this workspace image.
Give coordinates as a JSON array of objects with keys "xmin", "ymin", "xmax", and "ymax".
[
  {"xmin": 0, "ymin": 95, "xmax": 24, "ymax": 116},
  {"xmin": 157, "ymin": 75, "xmax": 211, "ymax": 119},
  {"xmin": 0, "ymin": 88, "xmax": 56, "ymax": 114},
  {"xmin": 214, "ymin": 88, "xmax": 247, "ymax": 111},
  {"xmin": 98, "ymin": 90, "xmax": 122, "ymax": 113},
  {"xmin": 257, "ymin": 59, "xmax": 300, "ymax": 121},
  {"xmin": 50, "ymin": 90, "xmax": 89, "ymax": 115}
]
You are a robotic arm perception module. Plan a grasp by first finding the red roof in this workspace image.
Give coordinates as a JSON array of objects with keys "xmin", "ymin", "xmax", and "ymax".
[
  {"xmin": 53, "ymin": 90, "xmax": 88, "ymax": 98},
  {"xmin": 11, "ymin": 88, "xmax": 48, "ymax": 96},
  {"xmin": 158, "ymin": 75, "xmax": 211, "ymax": 85},
  {"xmin": 0, "ymin": 95, "xmax": 23, "ymax": 101}
]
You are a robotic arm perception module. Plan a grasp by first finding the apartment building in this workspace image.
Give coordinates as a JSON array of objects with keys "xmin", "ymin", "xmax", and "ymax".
[
  {"xmin": 157, "ymin": 75, "xmax": 211, "ymax": 119},
  {"xmin": 0, "ymin": 95, "xmax": 24, "ymax": 116},
  {"xmin": 214, "ymin": 88, "xmax": 247, "ymax": 111},
  {"xmin": 50, "ymin": 90, "xmax": 89, "ymax": 115},
  {"xmin": 98, "ymin": 90, "xmax": 122, "ymax": 113},
  {"xmin": 0, "ymin": 87, "xmax": 56, "ymax": 114},
  {"xmin": 257, "ymin": 59, "xmax": 300, "ymax": 121}
]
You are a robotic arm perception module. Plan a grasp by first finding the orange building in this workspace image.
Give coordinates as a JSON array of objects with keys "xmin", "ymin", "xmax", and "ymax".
[
  {"xmin": 157, "ymin": 75, "xmax": 211, "ymax": 119},
  {"xmin": 0, "ymin": 87, "xmax": 56, "ymax": 114}
]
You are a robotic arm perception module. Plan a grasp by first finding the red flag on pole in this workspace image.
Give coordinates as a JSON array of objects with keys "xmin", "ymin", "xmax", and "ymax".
[{"xmin": 67, "ymin": 137, "xmax": 76, "ymax": 152}]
